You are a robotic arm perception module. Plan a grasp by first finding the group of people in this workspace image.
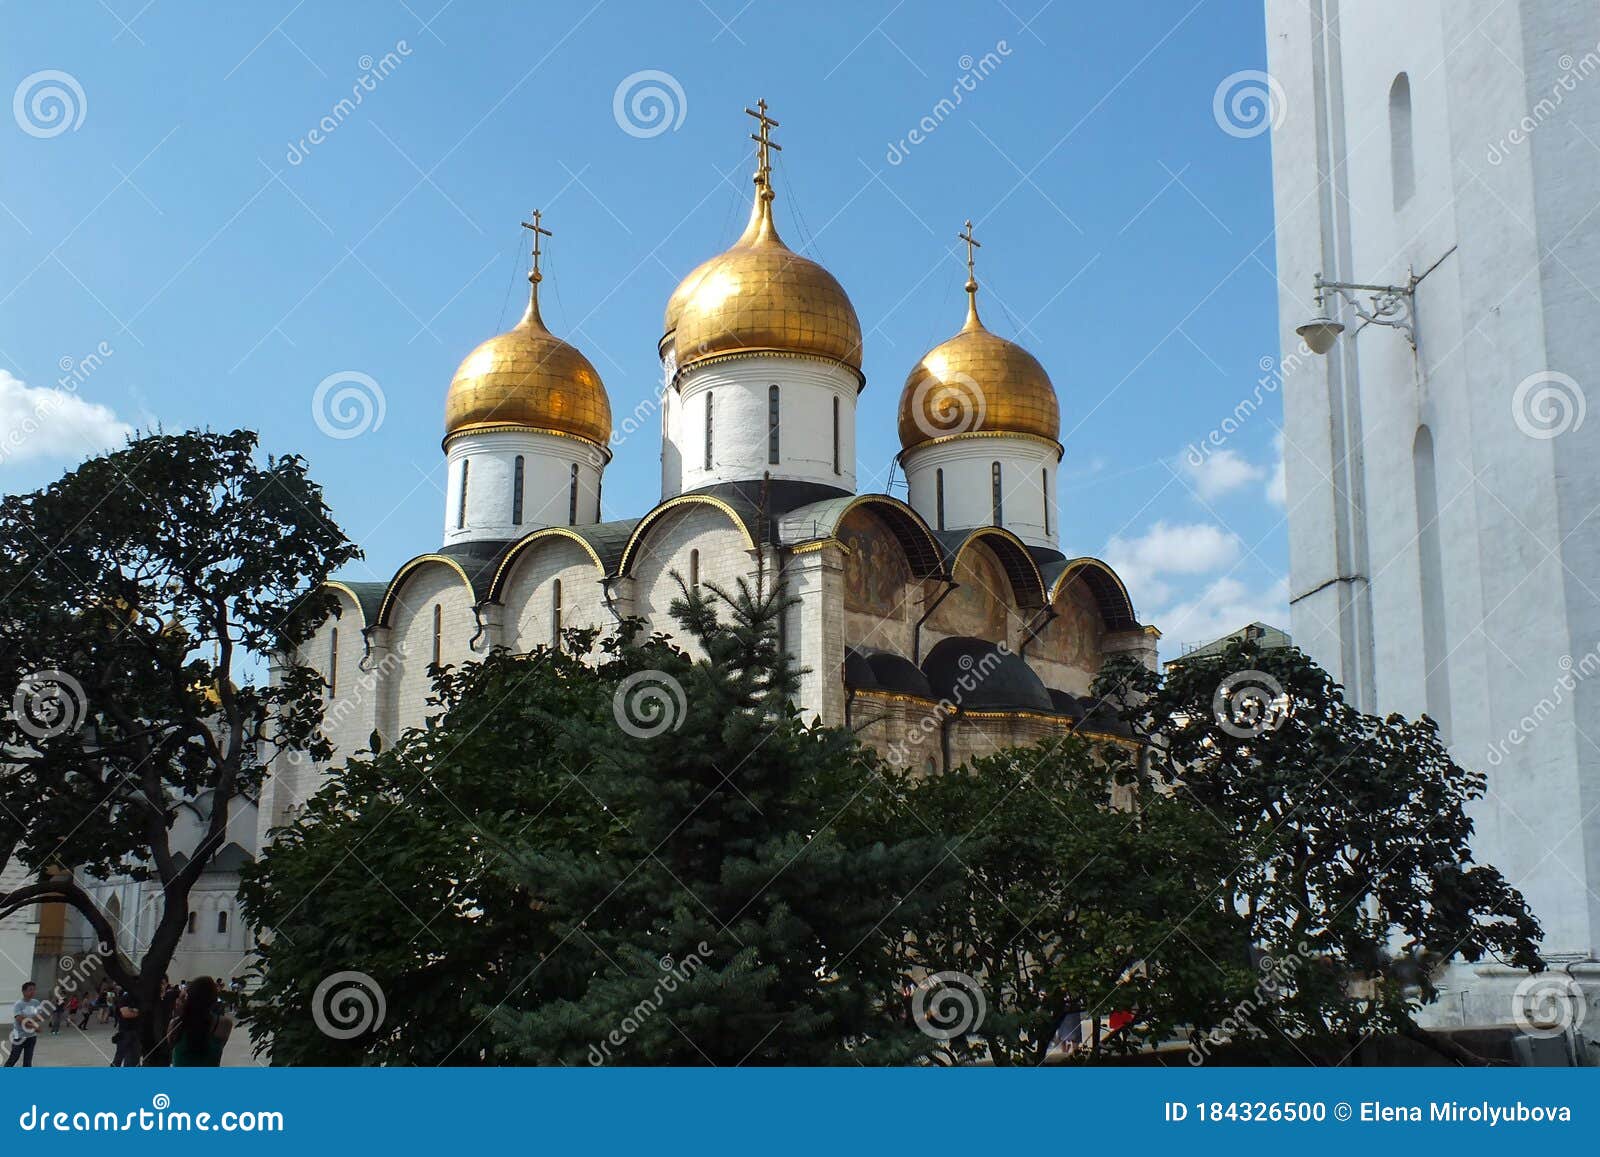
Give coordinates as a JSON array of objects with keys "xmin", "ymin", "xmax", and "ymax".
[{"xmin": 6, "ymin": 976, "xmax": 236, "ymax": 1067}]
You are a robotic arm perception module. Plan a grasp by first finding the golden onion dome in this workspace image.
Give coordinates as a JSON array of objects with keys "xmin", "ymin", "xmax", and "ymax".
[
  {"xmin": 898, "ymin": 267, "xmax": 1060, "ymax": 452},
  {"xmin": 664, "ymin": 169, "xmax": 863, "ymax": 379},
  {"xmin": 444, "ymin": 272, "xmax": 612, "ymax": 449}
]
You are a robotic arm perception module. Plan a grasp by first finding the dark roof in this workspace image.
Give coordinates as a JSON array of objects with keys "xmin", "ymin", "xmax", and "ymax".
[
  {"xmin": 686, "ymin": 479, "xmax": 852, "ymax": 526},
  {"xmin": 922, "ymin": 636, "xmax": 1053, "ymax": 713},
  {"xmin": 437, "ymin": 539, "xmax": 516, "ymax": 601},
  {"xmin": 865, "ymin": 650, "xmax": 936, "ymax": 699},
  {"xmin": 843, "ymin": 647, "xmax": 879, "ymax": 690},
  {"xmin": 1048, "ymin": 688, "xmax": 1084, "ymax": 720},
  {"xmin": 327, "ymin": 580, "xmax": 387, "ymax": 625}
]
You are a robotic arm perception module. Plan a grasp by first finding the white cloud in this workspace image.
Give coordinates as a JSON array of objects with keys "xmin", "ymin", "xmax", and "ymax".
[
  {"xmin": 0, "ymin": 371, "xmax": 132, "ymax": 467},
  {"xmin": 1103, "ymin": 520, "xmax": 1242, "ymax": 605},
  {"xmin": 1265, "ymin": 433, "xmax": 1286, "ymax": 507},
  {"xmin": 1183, "ymin": 447, "xmax": 1266, "ymax": 500},
  {"xmin": 1156, "ymin": 574, "xmax": 1292, "ymax": 658}
]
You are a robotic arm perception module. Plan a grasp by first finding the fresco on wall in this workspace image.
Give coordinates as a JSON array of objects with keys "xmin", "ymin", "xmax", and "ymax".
[
  {"xmin": 841, "ymin": 509, "xmax": 911, "ymax": 619},
  {"xmin": 1040, "ymin": 577, "xmax": 1104, "ymax": 673},
  {"xmin": 930, "ymin": 543, "xmax": 1008, "ymax": 642}
]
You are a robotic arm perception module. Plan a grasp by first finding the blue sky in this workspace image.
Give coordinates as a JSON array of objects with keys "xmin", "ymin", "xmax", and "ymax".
[{"xmin": 0, "ymin": 0, "xmax": 1289, "ymax": 657}]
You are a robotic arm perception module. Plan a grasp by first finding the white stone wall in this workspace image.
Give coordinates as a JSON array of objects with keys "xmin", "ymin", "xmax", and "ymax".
[
  {"xmin": 628, "ymin": 505, "xmax": 758, "ymax": 649},
  {"xmin": 671, "ymin": 356, "xmax": 858, "ymax": 494},
  {"xmin": 1268, "ymin": 0, "xmax": 1600, "ymax": 1008},
  {"xmin": 903, "ymin": 434, "xmax": 1060, "ymax": 550},
  {"xmin": 443, "ymin": 429, "xmax": 605, "ymax": 546},
  {"xmin": 383, "ymin": 563, "xmax": 480, "ymax": 738},
  {"xmin": 500, "ymin": 538, "xmax": 613, "ymax": 650}
]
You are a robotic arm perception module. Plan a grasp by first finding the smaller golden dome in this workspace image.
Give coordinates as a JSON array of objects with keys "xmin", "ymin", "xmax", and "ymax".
[
  {"xmin": 898, "ymin": 272, "xmax": 1060, "ymax": 452},
  {"xmin": 444, "ymin": 280, "xmax": 612, "ymax": 449},
  {"xmin": 664, "ymin": 173, "xmax": 862, "ymax": 378}
]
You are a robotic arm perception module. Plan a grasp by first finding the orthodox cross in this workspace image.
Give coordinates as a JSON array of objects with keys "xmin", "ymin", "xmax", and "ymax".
[
  {"xmin": 959, "ymin": 219, "xmax": 981, "ymax": 288},
  {"xmin": 521, "ymin": 209, "xmax": 552, "ymax": 282},
  {"xmin": 745, "ymin": 99, "xmax": 781, "ymax": 187}
]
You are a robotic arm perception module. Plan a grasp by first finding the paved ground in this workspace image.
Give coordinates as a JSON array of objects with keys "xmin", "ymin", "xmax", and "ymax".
[{"xmin": 2, "ymin": 1018, "xmax": 265, "ymax": 1068}]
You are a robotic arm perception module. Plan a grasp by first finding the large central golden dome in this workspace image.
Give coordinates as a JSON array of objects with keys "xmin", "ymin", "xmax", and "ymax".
[
  {"xmin": 444, "ymin": 276, "xmax": 612, "ymax": 450},
  {"xmin": 898, "ymin": 266, "xmax": 1060, "ymax": 453},
  {"xmin": 662, "ymin": 160, "xmax": 862, "ymax": 380}
]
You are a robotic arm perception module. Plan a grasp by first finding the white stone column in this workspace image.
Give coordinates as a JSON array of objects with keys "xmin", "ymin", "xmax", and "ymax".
[{"xmin": 783, "ymin": 544, "xmax": 846, "ymax": 728}]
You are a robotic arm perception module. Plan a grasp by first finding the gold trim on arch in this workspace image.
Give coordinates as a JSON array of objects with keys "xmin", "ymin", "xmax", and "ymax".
[
  {"xmin": 376, "ymin": 554, "xmax": 476, "ymax": 626},
  {"xmin": 618, "ymin": 494, "xmax": 758, "ymax": 577},
  {"xmin": 324, "ymin": 581, "xmax": 370, "ymax": 629},
  {"xmin": 896, "ymin": 429, "xmax": 1064, "ymax": 462},
  {"xmin": 441, "ymin": 422, "xmax": 613, "ymax": 462},
  {"xmin": 489, "ymin": 527, "xmax": 609, "ymax": 598}
]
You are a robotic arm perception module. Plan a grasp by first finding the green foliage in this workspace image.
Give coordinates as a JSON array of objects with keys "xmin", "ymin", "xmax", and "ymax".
[
  {"xmin": 1094, "ymin": 640, "xmax": 1543, "ymax": 1052},
  {"xmin": 0, "ymin": 429, "xmax": 355, "ymax": 1012},
  {"xmin": 857, "ymin": 739, "xmax": 1250, "ymax": 1065}
]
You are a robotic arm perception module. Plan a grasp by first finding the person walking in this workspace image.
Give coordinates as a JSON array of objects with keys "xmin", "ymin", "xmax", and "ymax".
[
  {"xmin": 5, "ymin": 982, "xmax": 42, "ymax": 1067},
  {"xmin": 168, "ymin": 977, "xmax": 232, "ymax": 1067},
  {"xmin": 110, "ymin": 987, "xmax": 142, "ymax": 1067},
  {"xmin": 75, "ymin": 993, "xmax": 93, "ymax": 1030},
  {"xmin": 48, "ymin": 998, "xmax": 64, "ymax": 1035}
]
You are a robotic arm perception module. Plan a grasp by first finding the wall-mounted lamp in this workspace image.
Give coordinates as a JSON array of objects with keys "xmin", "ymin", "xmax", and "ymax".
[{"xmin": 1297, "ymin": 271, "xmax": 1418, "ymax": 354}]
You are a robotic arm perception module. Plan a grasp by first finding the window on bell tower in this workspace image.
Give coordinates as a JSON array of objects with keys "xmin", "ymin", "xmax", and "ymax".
[
  {"xmin": 457, "ymin": 459, "xmax": 470, "ymax": 530},
  {"xmin": 831, "ymin": 396, "xmax": 841, "ymax": 474},
  {"xmin": 512, "ymin": 455, "xmax": 525, "ymax": 526},
  {"xmin": 704, "ymin": 392, "xmax": 714, "ymax": 470},
  {"xmin": 935, "ymin": 469, "xmax": 946, "ymax": 531},
  {"xmin": 568, "ymin": 463, "xmax": 579, "ymax": 526},
  {"xmin": 991, "ymin": 461, "xmax": 1003, "ymax": 527}
]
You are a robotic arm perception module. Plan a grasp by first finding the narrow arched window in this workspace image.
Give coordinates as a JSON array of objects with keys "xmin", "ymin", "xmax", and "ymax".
[
  {"xmin": 1042, "ymin": 468, "xmax": 1050, "ymax": 536},
  {"xmin": 328, "ymin": 627, "xmax": 339, "ymax": 697},
  {"xmin": 512, "ymin": 455, "xmax": 525, "ymax": 526},
  {"xmin": 991, "ymin": 461, "xmax": 1003, "ymax": 526},
  {"xmin": 1390, "ymin": 73, "xmax": 1414, "ymax": 208},
  {"xmin": 595, "ymin": 477, "xmax": 603, "ymax": 522},
  {"xmin": 935, "ymin": 469, "xmax": 946, "ymax": 530},
  {"xmin": 704, "ymin": 392, "xmax": 714, "ymax": 469},
  {"xmin": 832, "ymin": 396, "xmax": 841, "ymax": 474},
  {"xmin": 187, "ymin": 912, "xmax": 197, "ymax": 934},
  {"xmin": 1414, "ymin": 426, "xmax": 1451, "ymax": 736},
  {"xmin": 768, "ymin": 384, "xmax": 781, "ymax": 464},
  {"xmin": 457, "ymin": 459, "xmax": 470, "ymax": 529},
  {"xmin": 568, "ymin": 462, "xmax": 579, "ymax": 526},
  {"xmin": 216, "ymin": 911, "xmax": 228, "ymax": 934},
  {"xmin": 432, "ymin": 604, "xmax": 443, "ymax": 667},
  {"xmin": 690, "ymin": 548, "xmax": 700, "ymax": 591},
  {"xmin": 551, "ymin": 579, "xmax": 563, "ymax": 647}
]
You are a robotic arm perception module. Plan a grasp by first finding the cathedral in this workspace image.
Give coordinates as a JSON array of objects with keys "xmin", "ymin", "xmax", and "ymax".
[{"xmin": 257, "ymin": 103, "xmax": 1157, "ymax": 838}]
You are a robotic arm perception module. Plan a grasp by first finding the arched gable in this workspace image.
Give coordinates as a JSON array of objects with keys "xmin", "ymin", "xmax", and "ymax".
[
  {"xmin": 944, "ymin": 527, "xmax": 1046, "ymax": 611},
  {"xmin": 496, "ymin": 532, "xmax": 612, "ymax": 652},
  {"xmin": 618, "ymin": 494, "xmax": 758, "ymax": 577},
  {"xmin": 490, "ymin": 526, "xmax": 608, "ymax": 597},
  {"xmin": 376, "ymin": 554, "xmax": 477, "ymax": 627},
  {"xmin": 779, "ymin": 494, "xmax": 944, "ymax": 578},
  {"xmin": 1046, "ymin": 557, "xmax": 1138, "ymax": 631}
]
